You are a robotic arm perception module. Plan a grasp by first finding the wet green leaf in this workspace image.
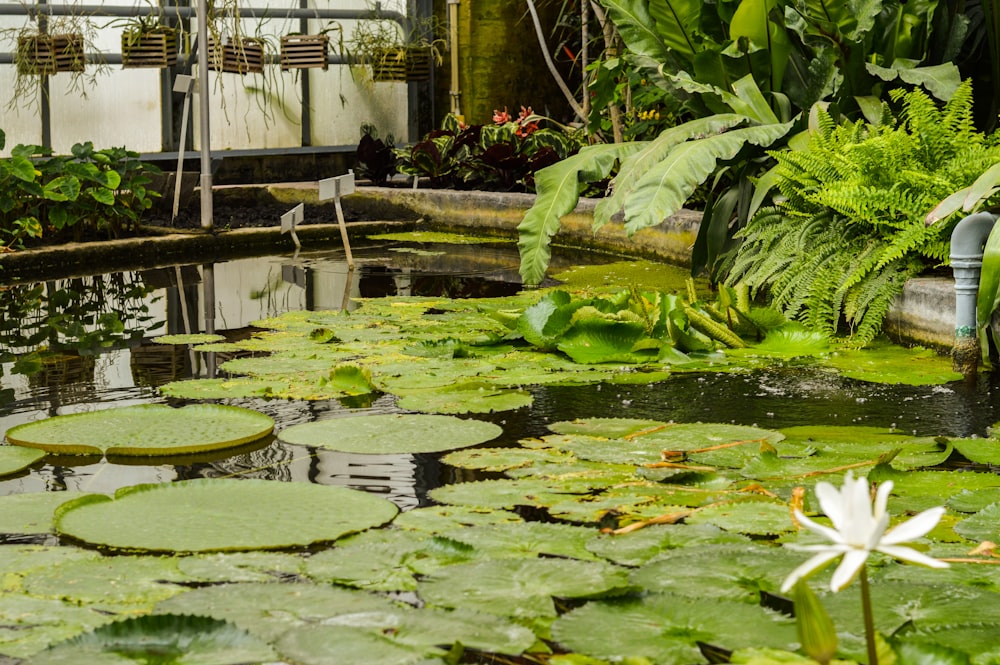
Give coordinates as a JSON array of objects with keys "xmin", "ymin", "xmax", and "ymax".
[
  {"xmin": 27, "ymin": 614, "xmax": 277, "ymax": 665},
  {"xmin": 278, "ymin": 414, "xmax": 501, "ymax": 453},
  {"xmin": 5, "ymin": 404, "xmax": 273, "ymax": 456},
  {"xmin": 0, "ymin": 491, "xmax": 89, "ymax": 534},
  {"xmin": 54, "ymin": 479, "xmax": 398, "ymax": 552},
  {"xmin": 0, "ymin": 445, "xmax": 45, "ymax": 476}
]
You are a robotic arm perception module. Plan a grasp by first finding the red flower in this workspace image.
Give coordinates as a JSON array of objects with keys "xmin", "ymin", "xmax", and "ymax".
[{"xmin": 493, "ymin": 107, "xmax": 511, "ymax": 124}]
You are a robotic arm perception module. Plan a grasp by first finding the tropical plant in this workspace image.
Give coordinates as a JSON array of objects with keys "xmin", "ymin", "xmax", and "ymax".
[
  {"xmin": 726, "ymin": 83, "xmax": 1000, "ymax": 345},
  {"xmin": 394, "ymin": 111, "xmax": 588, "ymax": 192},
  {"xmin": 517, "ymin": 0, "xmax": 968, "ymax": 285},
  {"xmin": 0, "ymin": 129, "xmax": 161, "ymax": 249},
  {"xmin": 354, "ymin": 124, "xmax": 398, "ymax": 186}
]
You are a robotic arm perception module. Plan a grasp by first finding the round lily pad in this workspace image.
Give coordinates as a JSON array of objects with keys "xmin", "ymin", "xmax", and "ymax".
[
  {"xmin": 152, "ymin": 333, "xmax": 226, "ymax": 345},
  {"xmin": 5, "ymin": 404, "xmax": 274, "ymax": 456},
  {"xmin": 0, "ymin": 492, "xmax": 89, "ymax": 535},
  {"xmin": 0, "ymin": 445, "xmax": 45, "ymax": 476},
  {"xmin": 53, "ymin": 479, "xmax": 398, "ymax": 552},
  {"xmin": 278, "ymin": 414, "xmax": 502, "ymax": 454}
]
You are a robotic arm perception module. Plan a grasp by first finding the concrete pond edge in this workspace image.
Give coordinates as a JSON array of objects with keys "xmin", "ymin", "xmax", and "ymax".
[{"xmin": 0, "ymin": 183, "xmax": 956, "ymax": 350}]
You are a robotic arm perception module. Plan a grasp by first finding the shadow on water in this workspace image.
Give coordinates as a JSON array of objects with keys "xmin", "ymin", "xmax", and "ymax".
[{"xmin": 2, "ymin": 238, "xmax": 999, "ymax": 508}]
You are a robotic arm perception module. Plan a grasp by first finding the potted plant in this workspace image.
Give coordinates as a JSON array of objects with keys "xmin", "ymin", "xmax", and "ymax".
[
  {"xmin": 350, "ymin": 13, "xmax": 445, "ymax": 83},
  {"xmin": 120, "ymin": 16, "xmax": 180, "ymax": 69},
  {"xmin": 279, "ymin": 33, "xmax": 329, "ymax": 71},
  {"xmin": 207, "ymin": 35, "xmax": 266, "ymax": 75},
  {"xmin": 16, "ymin": 29, "xmax": 84, "ymax": 75}
]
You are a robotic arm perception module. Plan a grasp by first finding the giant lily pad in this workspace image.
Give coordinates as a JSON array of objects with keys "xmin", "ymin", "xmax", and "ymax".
[
  {"xmin": 278, "ymin": 414, "xmax": 502, "ymax": 454},
  {"xmin": 5, "ymin": 404, "xmax": 274, "ymax": 456},
  {"xmin": 53, "ymin": 479, "xmax": 398, "ymax": 552},
  {"xmin": 28, "ymin": 614, "xmax": 276, "ymax": 665},
  {"xmin": 0, "ymin": 445, "xmax": 46, "ymax": 476},
  {"xmin": 0, "ymin": 491, "xmax": 90, "ymax": 535}
]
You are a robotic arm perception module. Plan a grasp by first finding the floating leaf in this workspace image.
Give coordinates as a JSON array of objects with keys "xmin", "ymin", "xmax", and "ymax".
[
  {"xmin": 686, "ymin": 500, "xmax": 794, "ymax": 536},
  {"xmin": 367, "ymin": 231, "xmax": 511, "ymax": 244},
  {"xmin": 948, "ymin": 489, "xmax": 1000, "ymax": 513},
  {"xmin": 154, "ymin": 582, "xmax": 400, "ymax": 642},
  {"xmin": 0, "ymin": 593, "xmax": 118, "ymax": 658},
  {"xmin": 395, "ymin": 383, "xmax": 533, "ymax": 414},
  {"xmin": 54, "ymin": 479, "xmax": 398, "ymax": 552},
  {"xmin": 176, "ymin": 551, "xmax": 307, "ymax": 583},
  {"xmin": 0, "ymin": 445, "xmax": 45, "ymax": 476},
  {"xmin": 275, "ymin": 624, "xmax": 444, "ymax": 665},
  {"xmin": 952, "ymin": 437, "xmax": 1000, "ymax": 465},
  {"xmin": 586, "ymin": 524, "xmax": 749, "ymax": 566},
  {"xmin": 418, "ymin": 558, "xmax": 632, "ymax": 619},
  {"xmin": 392, "ymin": 505, "xmax": 523, "ymax": 533},
  {"xmin": 0, "ymin": 491, "xmax": 89, "ymax": 534},
  {"xmin": 820, "ymin": 344, "xmax": 962, "ymax": 385},
  {"xmin": 278, "ymin": 414, "xmax": 501, "ymax": 454},
  {"xmin": 21, "ymin": 555, "xmax": 187, "ymax": 607},
  {"xmin": 954, "ymin": 503, "xmax": 1000, "ymax": 543},
  {"xmin": 5, "ymin": 404, "xmax": 274, "ymax": 456},
  {"xmin": 27, "ymin": 614, "xmax": 276, "ymax": 665},
  {"xmin": 629, "ymin": 544, "xmax": 800, "ymax": 603},
  {"xmin": 551, "ymin": 595, "xmax": 797, "ymax": 662},
  {"xmin": 152, "ymin": 333, "xmax": 226, "ymax": 345}
]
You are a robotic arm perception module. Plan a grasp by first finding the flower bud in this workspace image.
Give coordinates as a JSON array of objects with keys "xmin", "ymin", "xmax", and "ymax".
[{"xmin": 792, "ymin": 580, "xmax": 838, "ymax": 665}]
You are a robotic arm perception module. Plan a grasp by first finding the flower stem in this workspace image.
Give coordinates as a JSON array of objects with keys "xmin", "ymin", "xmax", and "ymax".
[{"xmin": 860, "ymin": 564, "xmax": 878, "ymax": 665}]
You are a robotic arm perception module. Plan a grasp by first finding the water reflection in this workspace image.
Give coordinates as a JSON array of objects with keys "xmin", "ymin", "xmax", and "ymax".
[
  {"xmin": 0, "ymin": 239, "xmax": 567, "ymax": 505},
  {"xmin": 2, "ymin": 240, "xmax": 999, "ymax": 508}
]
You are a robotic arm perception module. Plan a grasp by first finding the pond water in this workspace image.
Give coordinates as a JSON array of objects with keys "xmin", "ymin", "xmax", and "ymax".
[{"xmin": 2, "ymin": 236, "xmax": 1000, "ymax": 514}]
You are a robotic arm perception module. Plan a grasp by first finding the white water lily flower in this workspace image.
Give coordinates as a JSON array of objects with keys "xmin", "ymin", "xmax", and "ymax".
[{"xmin": 781, "ymin": 472, "xmax": 947, "ymax": 593}]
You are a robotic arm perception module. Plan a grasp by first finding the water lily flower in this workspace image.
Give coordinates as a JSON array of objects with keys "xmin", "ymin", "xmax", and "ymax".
[{"xmin": 781, "ymin": 472, "xmax": 947, "ymax": 593}]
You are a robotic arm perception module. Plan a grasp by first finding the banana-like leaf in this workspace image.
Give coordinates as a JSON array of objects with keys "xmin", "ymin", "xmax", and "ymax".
[
  {"xmin": 976, "ymin": 220, "xmax": 1000, "ymax": 340},
  {"xmin": 865, "ymin": 61, "xmax": 961, "ymax": 101},
  {"xmin": 622, "ymin": 121, "xmax": 794, "ymax": 234},
  {"xmin": 594, "ymin": 114, "xmax": 748, "ymax": 230},
  {"xmin": 599, "ymin": 0, "xmax": 675, "ymax": 62},
  {"xmin": 517, "ymin": 143, "xmax": 644, "ymax": 286},
  {"xmin": 729, "ymin": 0, "xmax": 793, "ymax": 90},
  {"xmin": 646, "ymin": 0, "xmax": 703, "ymax": 59},
  {"xmin": 669, "ymin": 72, "xmax": 779, "ymax": 124}
]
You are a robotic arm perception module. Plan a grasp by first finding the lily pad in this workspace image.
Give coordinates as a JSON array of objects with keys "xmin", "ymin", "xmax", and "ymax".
[
  {"xmin": 820, "ymin": 343, "xmax": 963, "ymax": 385},
  {"xmin": 275, "ymin": 624, "xmax": 445, "ymax": 665},
  {"xmin": 551, "ymin": 594, "xmax": 797, "ymax": 663},
  {"xmin": 152, "ymin": 333, "xmax": 226, "ymax": 345},
  {"xmin": 0, "ymin": 491, "xmax": 89, "ymax": 534},
  {"xmin": 954, "ymin": 503, "xmax": 1000, "ymax": 542},
  {"xmin": 395, "ymin": 384, "xmax": 533, "ymax": 414},
  {"xmin": 5, "ymin": 404, "xmax": 274, "ymax": 456},
  {"xmin": 53, "ymin": 479, "xmax": 398, "ymax": 552},
  {"xmin": 417, "ymin": 558, "xmax": 632, "ymax": 619},
  {"xmin": 952, "ymin": 437, "xmax": 1000, "ymax": 465},
  {"xmin": 0, "ymin": 445, "xmax": 45, "ymax": 476},
  {"xmin": 278, "ymin": 414, "xmax": 502, "ymax": 454},
  {"xmin": 28, "ymin": 614, "xmax": 277, "ymax": 665}
]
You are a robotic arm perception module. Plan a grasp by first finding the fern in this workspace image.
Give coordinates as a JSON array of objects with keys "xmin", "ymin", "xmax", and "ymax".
[{"xmin": 726, "ymin": 80, "xmax": 1000, "ymax": 344}]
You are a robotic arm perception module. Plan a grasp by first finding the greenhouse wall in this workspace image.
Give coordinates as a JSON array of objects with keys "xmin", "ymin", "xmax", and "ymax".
[{"xmin": 0, "ymin": 0, "xmax": 413, "ymax": 158}]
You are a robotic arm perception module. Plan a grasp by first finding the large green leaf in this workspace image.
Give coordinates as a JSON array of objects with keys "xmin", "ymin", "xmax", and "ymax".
[
  {"xmin": 518, "ymin": 142, "xmax": 644, "ymax": 285},
  {"xmin": 0, "ymin": 445, "xmax": 45, "ymax": 477},
  {"xmin": 28, "ymin": 614, "xmax": 277, "ymax": 665},
  {"xmin": 5, "ymin": 404, "xmax": 274, "ymax": 456},
  {"xmin": 417, "ymin": 558, "xmax": 632, "ymax": 619},
  {"xmin": 729, "ymin": 0, "xmax": 793, "ymax": 90},
  {"xmin": 594, "ymin": 115, "xmax": 748, "ymax": 230},
  {"xmin": 0, "ymin": 491, "xmax": 88, "ymax": 534},
  {"xmin": 551, "ymin": 594, "xmax": 797, "ymax": 662},
  {"xmin": 274, "ymin": 625, "xmax": 445, "ymax": 665},
  {"xmin": 599, "ymin": 0, "xmax": 675, "ymax": 61},
  {"xmin": 53, "ymin": 479, "xmax": 398, "ymax": 552},
  {"xmin": 277, "ymin": 413, "xmax": 501, "ymax": 453},
  {"xmin": 622, "ymin": 122, "xmax": 794, "ymax": 234}
]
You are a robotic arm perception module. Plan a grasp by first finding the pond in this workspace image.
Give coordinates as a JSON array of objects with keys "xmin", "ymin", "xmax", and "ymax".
[{"xmin": 2, "ymin": 232, "xmax": 1000, "ymax": 664}]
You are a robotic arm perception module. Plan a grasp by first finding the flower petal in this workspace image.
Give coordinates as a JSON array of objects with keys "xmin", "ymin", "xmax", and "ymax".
[
  {"xmin": 781, "ymin": 549, "xmax": 843, "ymax": 593},
  {"xmin": 815, "ymin": 481, "xmax": 846, "ymax": 529},
  {"xmin": 795, "ymin": 510, "xmax": 847, "ymax": 544},
  {"xmin": 873, "ymin": 480, "xmax": 893, "ymax": 519},
  {"xmin": 877, "ymin": 544, "xmax": 949, "ymax": 569},
  {"xmin": 880, "ymin": 507, "xmax": 945, "ymax": 545},
  {"xmin": 830, "ymin": 549, "xmax": 869, "ymax": 591}
]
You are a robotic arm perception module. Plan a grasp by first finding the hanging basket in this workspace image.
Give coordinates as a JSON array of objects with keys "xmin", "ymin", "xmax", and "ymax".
[
  {"xmin": 121, "ymin": 27, "xmax": 179, "ymax": 68},
  {"xmin": 16, "ymin": 33, "xmax": 85, "ymax": 75},
  {"xmin": 279, "ymin": 34, "xmax": 329, "ymax": 71},
  {"xmin": 370, "ymin": 46, "xmax": 432, "ymax": 83},
  {"xmin": 208, "ymin": 37, "xmax": 265, "ymax": 75}
]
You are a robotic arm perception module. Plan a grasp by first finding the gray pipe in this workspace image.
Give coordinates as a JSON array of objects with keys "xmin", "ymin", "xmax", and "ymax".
[
  {"xmin": 950, "ymin": 211, "xmax": 999, "ymax": 376},
  {"xmin": 0, "ymin": 3, "xmax": 405, "ymax": 23}
]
